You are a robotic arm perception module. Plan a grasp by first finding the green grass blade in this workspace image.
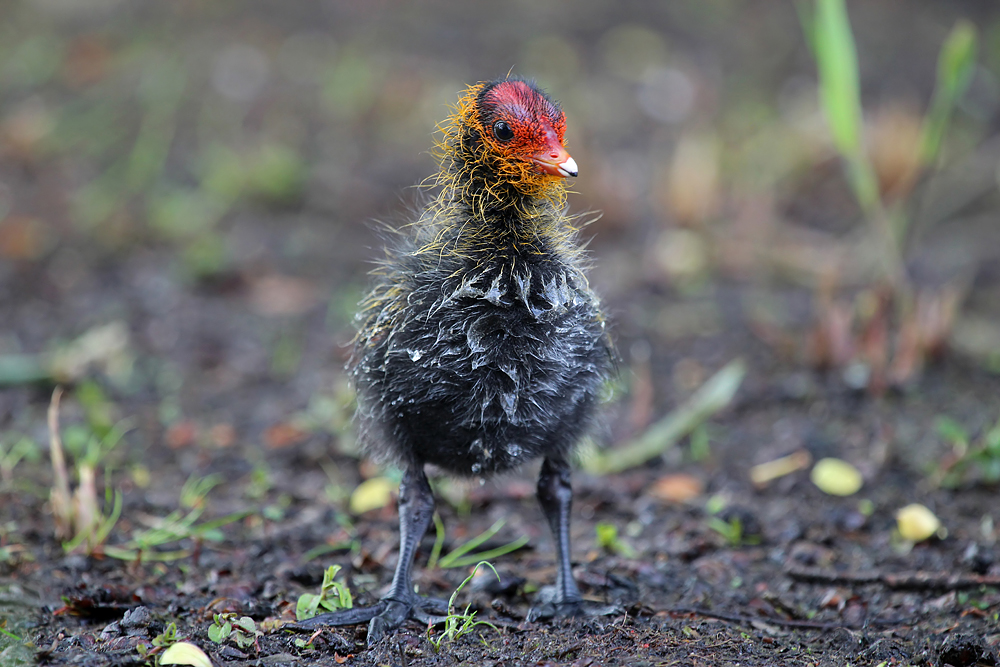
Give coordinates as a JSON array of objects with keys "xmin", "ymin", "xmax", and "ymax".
[
  {"xmin": 427, "ymin": 512, "xmax": 446, "ymax": 570},
  {"xmin": 301, "ymin": 540, "xmax": 355, "ymax": 563},
  {"xmin": 794, "ymin": 0, "xmax": 816, "ymax": 58},
  {"xmin": 443, "ymin": 535, "xmax": 530, "ymax": 569},
  {"xmin": 920, "ymin": 20, "xmax": 977, "ymax": 164},
  {"xmin": 812, "ymin": 0, "xmax": 883, "ymax": 216},
  {"xmin": 101, "ymin": 546, "xmax": 139, "ymax": 560},
  {"xmin": 91, "ymin": 489, "xmax": 123, "ymax": 547},
  {"xmin": 191, "ymin": 509, "xmax": 252, "ymax": 533},
  {"xmin": 438, "ymin": 519, "xmax": 505, "ymax": 568},
  {"xmin": 814, "ymin": 0, "xmax": 863, "ymax": 158}
]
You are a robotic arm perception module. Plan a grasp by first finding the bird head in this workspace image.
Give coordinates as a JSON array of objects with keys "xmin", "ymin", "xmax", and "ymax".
[{"xmin": 440, "ymin": 77, "xmax": 577, "ymax": 200}]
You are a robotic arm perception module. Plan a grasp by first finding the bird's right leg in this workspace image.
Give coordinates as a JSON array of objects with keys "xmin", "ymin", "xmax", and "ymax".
[
  {"xmin": 528, "ymin": 456, "xmax": 622, "ymax": 621},
  {"xmin": 290, "ymin": 464, "xmax": 447, "ymax": 646}
]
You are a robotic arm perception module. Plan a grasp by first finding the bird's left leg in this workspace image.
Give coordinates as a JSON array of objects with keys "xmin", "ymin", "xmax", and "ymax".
[
  {"xmin": 290, "ymin": 464, "xmax": 448, "ymax": 645},
  {"xmin": 528, "ymin": 456, "xmax": 622, "ymax": 621}
]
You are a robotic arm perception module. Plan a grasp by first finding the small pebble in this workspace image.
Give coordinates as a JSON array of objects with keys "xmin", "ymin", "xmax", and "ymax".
[{"xmin": 121, "ymin": 606, "xmax": 152, "ymax": 629}]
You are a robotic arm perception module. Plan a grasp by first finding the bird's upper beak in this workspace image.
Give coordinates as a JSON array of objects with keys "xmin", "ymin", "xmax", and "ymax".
[{"xmin": 531, "ymin": 128, "xmax": 578, "ymax": 178}]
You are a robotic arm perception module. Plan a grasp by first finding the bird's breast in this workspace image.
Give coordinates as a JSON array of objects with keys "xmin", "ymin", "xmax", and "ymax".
[{"xmin": 354, "ymin": 258, "xmax": 611, "ymax": 474}]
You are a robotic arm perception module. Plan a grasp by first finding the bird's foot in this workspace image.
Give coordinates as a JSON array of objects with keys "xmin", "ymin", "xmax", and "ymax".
[
  {"xmin": 526, "ymin": 587, "xmax": 623, "ymax": 622},
  {"xmin": 288, "ymin": 596, "xmax": 450, "ymax": 647}
]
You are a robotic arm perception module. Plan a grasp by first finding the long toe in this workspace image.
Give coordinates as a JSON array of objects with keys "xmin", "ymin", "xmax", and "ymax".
[
  {"xmin": 416, "ymin": 596, "xmax": 451, "ymax": 615},
  {"xmin": 287, "ymin": 603, "xmax": 385, "ymax": 630},
  {"xmin": 406, "ymin": 596, "xmax": 454, "ymax": 626},
  {"xmin": 286, "ymin": 596, "xmax": 448, "ymax": 646},
  {"xmin": 366, "ymin": 600, "xmax": 413, "ymax": 647}
]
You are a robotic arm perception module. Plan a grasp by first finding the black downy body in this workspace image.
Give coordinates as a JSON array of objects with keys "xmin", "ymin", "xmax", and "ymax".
[{"xmin": 351, "ymin": 169, "xmax": 612, "ymax": 477}]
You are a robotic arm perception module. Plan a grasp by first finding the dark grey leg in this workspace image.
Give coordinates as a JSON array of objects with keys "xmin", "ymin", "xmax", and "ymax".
[
  {"xmin": 290, "ymin": 464, "xmax": 448, "ymax": 646},
  {"xmin": 528, "ymin": 456, "xmax": 622, "ymax": 622},
  {"xmin": 537, "ymin": 456, "xmax": 582, "ymax": 605},
  {"xmin": 366, "ymin": 464, "xmax": 436, "ymax": 642}
]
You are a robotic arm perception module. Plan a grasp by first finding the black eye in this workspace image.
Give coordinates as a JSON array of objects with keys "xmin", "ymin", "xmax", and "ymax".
[{"xmin": 492, "ymin": 120, "xmax": 514, "ymax": 142}]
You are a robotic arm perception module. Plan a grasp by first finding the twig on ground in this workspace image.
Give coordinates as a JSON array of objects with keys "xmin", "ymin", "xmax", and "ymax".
[
  {"xmin": 786, "ymin": 566, "xmax": 1000, "ymax": 590},
  {"xmin": 666, "ymin": 606, "xmax": 905, "ymax": 631},
  {"xmin": 582, "ymin": 360, "xmax": 745, "ymax": 475}
]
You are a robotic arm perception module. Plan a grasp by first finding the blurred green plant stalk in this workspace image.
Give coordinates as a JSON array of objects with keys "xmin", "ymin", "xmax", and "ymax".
[
  {"xmin": 0, "ymin": 322, "xmax": 132, "ymax": 388},
  {"xmin": 101, "ymin": 473, "xmax": 249, "ymax": 562},
  {"xmin": 47, "ymin": 385, "xmax": 246, "ymax": 560},
  {"xmin": 805, "ymin": 0, "xmax": 976, "ymax": 290},
  {"xmin": 798, "ymin": 0, "xmax": 978, "ymax": 391},
  {"xmin": 48, "ymin": 387, "xmax": 127, "ymax": 555},
  {"xmin": 0, "ymin": 436, "xmax": 40, "ymax": 485},
  {"xmin": 934, "ymin": 414, "xmax": 1000, "ymax": 488}
]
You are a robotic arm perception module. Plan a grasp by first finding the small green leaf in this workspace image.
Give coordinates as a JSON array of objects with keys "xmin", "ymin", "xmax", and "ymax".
[
  {"xmin": 159, "ymin": 641, "xmax": 214, "ymax": 667},
  {"xmin": 207, "ymin": 621, "xmax": 230, "ymax": 643},
  {"xmin": 595, "ymin": 521, "xmax": 636, "ymax": 557},
  {"xmin": 935, "ymin": 416, "xmax": 969, "ymax": 446},
  {"xmin": 595, "ymin": 522, "xmax": 618, "ymax": 549},
  {"xmin": 234, "ymin": 617, "xmax": 256, "ymax": 635},
  {"xmin": 296, "ymin": 592, "xmax": 321, "ymax": 621},
  {"xmin": 984, "ymin": 424, "xmax": 1000, "ymax": 454}
]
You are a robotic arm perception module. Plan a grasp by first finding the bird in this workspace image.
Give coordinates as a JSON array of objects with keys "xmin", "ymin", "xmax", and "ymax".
[{"xmin": 295, "ymin": 76, "xmax": 616, "ymax": 646}]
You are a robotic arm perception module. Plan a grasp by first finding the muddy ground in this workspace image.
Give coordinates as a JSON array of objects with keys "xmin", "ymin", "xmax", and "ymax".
[{"xmin": 2, "ymin": 1, "xmax": 1000, "ymax": 666}]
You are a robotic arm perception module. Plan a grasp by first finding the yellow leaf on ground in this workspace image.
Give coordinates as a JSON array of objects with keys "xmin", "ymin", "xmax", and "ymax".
[
  {"xmin": 896, "ymin": 503, "xmax": 941, "ymax": 542},
  {"xmin": 649, "ymin": 474, "xmax": 704, "ymax": 502},
  {"xmin": 810, "ymin": 457, "xmax": 862, "ymax": 496},
  {"xmin": 349, "ymin": 476, "xmax": 397, "ymax": 515},
  {"xmin": 159, "ymin": 642, "xmax": 213, "ymax": 667},
  {"xmin": 749, "ymin": 450, "xmax": 812, "ymax": 487}
]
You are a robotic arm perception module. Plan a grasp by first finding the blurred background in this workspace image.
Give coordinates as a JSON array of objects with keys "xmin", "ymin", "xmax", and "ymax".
[{"xmin": 2, "ymin": 0, "xmax": 1000, "ymax": 497}]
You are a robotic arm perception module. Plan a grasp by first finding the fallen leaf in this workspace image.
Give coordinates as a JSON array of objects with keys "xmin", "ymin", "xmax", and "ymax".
[
  {"xmin": 159, "ymin": 641, "xmax": 213, "ymax": 667},
  {"xmin": 750, "ymin": 450, "xmax": 812, "ymax": 488},
  {"xmin": 648, "ymin": 473, "xmax": 704, "ymax": 502},
  {"xmin": 1, "ymin": 98, "xmax": 53, "ymax": 159},
  {"xmin": 210, "ymin": 423, "xmax": 236, "ymax": 448},
  {"xmin": 810, "ymin": 458, "xmax": 862, "ymax": 496},
  {"xmin": 896, "ymin": 503, "xmax": 941, "ymax": 542},
  {"xmin": 0, "ymin": 215, "xmax": 52, "ymax": 260},
  {"xmin": 349, "ymin": 477, "xmax": 397, "ymax": 515},
  {"xmin": 63, "ymin": 35, "xmax": 111, "ymax": 87},
  {"xmin": 166, "ymin": 421, "xmax": 198, "ymax": 449},
  {"xmin": 264, "ymin": 422, "xmax": 307, "ymax": 449},
  {"xmin": 46, "ymin": 321, "xmax": 132, "ymax": 383},
  {"xmin": 248, "ymin": 274, "xmax": 318, "ymax": 317}
]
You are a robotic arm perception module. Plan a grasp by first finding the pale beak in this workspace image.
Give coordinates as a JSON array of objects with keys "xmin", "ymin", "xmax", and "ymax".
[
  {"xmin": 532, "ymin": 127, "xmax": 578, "ymax": 178},
  {"xmin": 532, "ymin": 150, "xmax": 578, "ymax": 178}
]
